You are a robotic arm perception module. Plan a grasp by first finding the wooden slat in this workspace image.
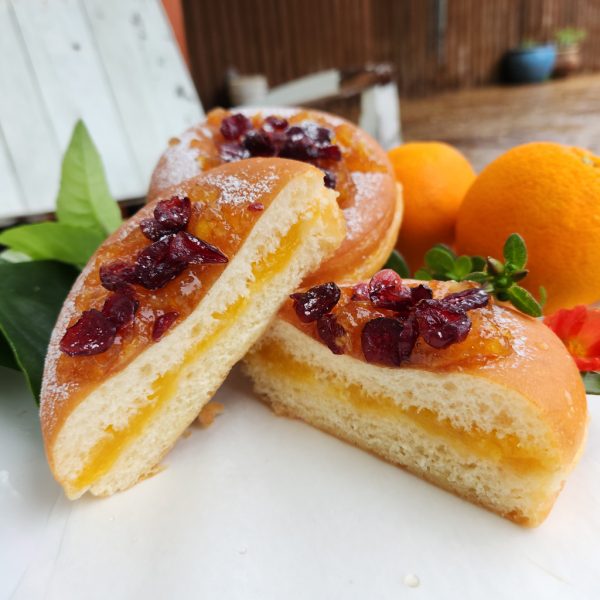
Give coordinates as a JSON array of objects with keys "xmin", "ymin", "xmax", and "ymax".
[
  {"xmin": 11, "ymin": 0, "xmax": 143, "ymax": 200},
  {"xmin": 130, "ymin": 0, "xmax": 204, "ymax": 134},
  {"xmin": 81, "ymin": 0, "xmax": 202, "ymax": 184},
  {"xmin": 0, "ymin": 125, "xmax": 25, "ymax": 219},
  {"xmin": 183, "ymin": 0, "xmax": 600, "ymax": 107},
  {"xmin": 0, "ymin": 0, "xmax": 60, "ymax": 214}
]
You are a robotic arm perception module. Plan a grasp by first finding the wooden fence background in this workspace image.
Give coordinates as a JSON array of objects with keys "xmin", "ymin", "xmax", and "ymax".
[{"xmin": 182, "ymin": 0, "xmax": 600, "ymax": 108}]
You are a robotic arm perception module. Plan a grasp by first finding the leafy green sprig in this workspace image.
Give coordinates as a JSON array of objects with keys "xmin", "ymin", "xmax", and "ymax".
[
  {"xmin": 0, "ymin": 121, "xmax": 121, "ymax": 268},
  {"xmin": 385, "ymin": 234, "xmax": 545, "ymax": 317}
]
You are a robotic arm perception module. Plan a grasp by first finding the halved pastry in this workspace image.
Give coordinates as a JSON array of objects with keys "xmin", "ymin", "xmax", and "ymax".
[
  {"xmin": 244, "ymin": 271, "xmax": 588, "ymax": 526},
  {"xmin": 41, "ymin": 158, "xmax": 345, "ymax": 499}
]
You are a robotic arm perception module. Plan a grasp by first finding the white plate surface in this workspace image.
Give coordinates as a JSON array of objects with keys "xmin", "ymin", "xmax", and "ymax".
[{"xmin": 1, "ymin": 365, "xmax": 599, "ymax": 600}]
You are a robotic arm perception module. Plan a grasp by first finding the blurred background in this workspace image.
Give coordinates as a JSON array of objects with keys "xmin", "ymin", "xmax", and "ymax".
[
  {"xmin": 171, "ymin": 0, "xmax": 599, "ymax": 170},
  {"xmin": 2, "ymin": 0, "xmax": 599, "ymax": 219}
]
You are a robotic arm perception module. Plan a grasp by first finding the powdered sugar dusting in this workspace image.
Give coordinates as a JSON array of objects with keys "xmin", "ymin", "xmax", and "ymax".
[
  {"xmin": 343, "ymin": 171, "xmax": 386, "ymax": 239},
  {"xmin": 152, "ymin": 128, "xmax": 208, "ymax": 191},
  {"xmin": 203, "ymin": 166, "xmax": 281, "ymax": 207}
]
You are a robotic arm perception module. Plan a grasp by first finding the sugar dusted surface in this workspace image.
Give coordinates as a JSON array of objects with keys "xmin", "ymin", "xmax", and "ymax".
[{"xmin": 203, "ymin": 163, "xmax": 281, "ymax": 208}]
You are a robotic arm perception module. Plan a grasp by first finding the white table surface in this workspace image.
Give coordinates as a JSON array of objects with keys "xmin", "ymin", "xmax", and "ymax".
[{"xmin": 1, "ymin": 365, "xmax": 599, "ymax": 600}]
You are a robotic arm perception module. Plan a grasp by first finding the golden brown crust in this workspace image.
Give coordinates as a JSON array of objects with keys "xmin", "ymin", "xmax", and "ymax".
[
  {"xmin": 40, "ymin": 158, "xmax": 322, "ymax": 456},
  {"xmin": 462, "ymin": 307, "xmax": 587, "ymax": 470},
  {"xmin": 148, "ymin": 107, "xmax": 401, "ymax": 285}
]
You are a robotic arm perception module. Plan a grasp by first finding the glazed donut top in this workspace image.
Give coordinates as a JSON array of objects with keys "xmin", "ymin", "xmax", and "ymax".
[
  {"xmin": 41, "ymin": 158, "xmax": 321, "ymax": 438},
  {"xmin": 149, "ymin": 108, "xmax": 400, "ymax": 285}
]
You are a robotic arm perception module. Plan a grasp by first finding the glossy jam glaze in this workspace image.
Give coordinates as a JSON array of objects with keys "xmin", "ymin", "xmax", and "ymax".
[{"xmin": 280, "ymin": 280, "xmax": 513, "ymax": 370}]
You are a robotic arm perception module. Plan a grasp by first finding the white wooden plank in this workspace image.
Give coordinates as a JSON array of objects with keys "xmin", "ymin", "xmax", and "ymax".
[
  {"xmin": 0, "ymin": 0, "xmax": 60, "ymax": 215},
  {"xmin": 122, "ymin": 0, "xmax": 204, "ymax": 141},
  {"xmin": 0, "ymin": 124, "xmax": 26, "ymax": 220},
  {"xmin": 81, "ymin": 0, "xmax": 177, "ymax": 183},
  {"xmin": 11, "ymin": 0, "xmax": 144, "ymax": 201}
]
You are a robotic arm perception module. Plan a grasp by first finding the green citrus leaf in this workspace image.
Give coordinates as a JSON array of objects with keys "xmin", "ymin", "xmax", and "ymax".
[
  {"xmin": 471, "ymin": 256, "xmax": 486, "ymax": 271},
  {"xmin": 56, "ymin": 120, "xmax": 121, "ymax": 236},
  {"xmin": 383, "ymin": 250, "xmax": 410, "ymax": 278},
  {"xmin": 506, "ymin": 285, "xmax": 542, "ymax": 317},
  {"xmin": 453, "ymin": 255, "xmax": 473, "ymax": 279},
  {"xmin": 0, "ymin": 222, "xmax": 104, "ymax": 268},
  {"xmin": 0, "ymin": 261, "xmax": 79, "ymax": 402},
  {"xmin": 465, "ymin": 271, "xmax": 489, "ymax": 284},
  {"xmin": 414, "ymin": 269, "xmax": 433, "ymax": 280},
  {"xmin": 582, "ymin": 372, "xmax": 600, "ymax": 395},
  {"xmin": 503, "ymin": 233, "xmax": 527, "ymax": 270},
  {"xmin": 425, "ymin": 247, "xmax": 454, "ymax": 274},
  {"xmin": 0, "ymin": 332, "xmax": 19, "ymax": 370},
  {"xmin": 539, "ymin": 286, "xmax": 548, "ymax": 308}
]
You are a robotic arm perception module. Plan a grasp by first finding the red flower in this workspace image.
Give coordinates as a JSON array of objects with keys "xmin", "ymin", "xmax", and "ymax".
[{"xmin": 544, "ymin": 305, "xmax": 600, "ymax": 371}]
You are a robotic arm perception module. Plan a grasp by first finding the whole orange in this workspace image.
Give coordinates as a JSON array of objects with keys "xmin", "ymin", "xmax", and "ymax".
[
  {"xmin": 388, "ymin": 142, "xmax": 476, "ymax": 271},
  {"xmin": 455, "ymin": 142, "xmax": 600, "ymax": 313}
]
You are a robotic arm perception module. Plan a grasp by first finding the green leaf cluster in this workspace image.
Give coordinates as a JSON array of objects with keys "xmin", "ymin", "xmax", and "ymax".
[
  {"xmin": 413, "ymin": 234, "xmax": 545, "ymax": 317},
  {"xmin": 0, "ymin": 121, "xmax": 120, "ymax": 402},
  {"xmin": 582, "ymin": 372, "xmax": 600, "ymax": 395},
  {"xmin": 0, "ymin": 121, "xmax": 120, "ymax": 268}
]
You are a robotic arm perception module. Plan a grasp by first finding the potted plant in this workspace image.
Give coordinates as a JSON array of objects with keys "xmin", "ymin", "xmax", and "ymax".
[
  {"xmin": 503, "ymin": 39, "xmax": 557, "ymax": 84},
  {"xmin": 554, "ymin": 27, "xmax": 587, "ymax": 77}
]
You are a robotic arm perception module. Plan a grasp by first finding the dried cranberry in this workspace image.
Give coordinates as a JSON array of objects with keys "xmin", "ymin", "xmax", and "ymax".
[
  {"xmin": 263, "ymin": 115, "xmax": 288, "ymax": 131},
  {"xmin": 220, "ymin": 113, "xmax": 252, "ymax": 140},
  {"xmin": 304, "ymin": 124, "xmax": 332, "ymax": 144},
  {"xmin": 152, "ymin": 311, "xmax": 179, "ymax": 341},
  {"xmin": 243, "ymin": 130, "xmax": 276, "ymax": 157},
  {"xmin": 219, "ymin": 142, "xmax": 250, "ymax": 162},
  {"xmin": 248, "ymin": 202, "xmax": 264, "ymax": 211},
  {"xmin": 168, "ymin": 231, "xmax": 228, "ymax": 265},
  {"xmin": 317, "ymin": 314, "xmax": 346, "ymax": 355},
  {"xmin": 415, "ymin": 300, "xmax": 472, "ymax": 349},
  {"xmin": 280, "ymin": 132, "xmax": 319, "ymax": 161},
  {"xmin": 140, "ymin": 218, "xmax": 165, "ymax": 241},
  {"xmin": 397, "ymin": 313, "xmax": 419, "ymax": 361},
  {"xmin": 368, "ymin": 269, "xmax": 412, "ymax": 311},
  {"xmin": 351, "ymin": 282, "xmax": 369, "ymax": 301},
  {"xmin": 441, "ymin": 288, "xmax": 489, "ymax": 312},
  {"xmin": 134, "ymin": 236, "xmax": 186, "ymax": 290},
  {"xmin": 290, "ymin": 282, "xmax": 341, "ymax": 323},
  {"xmin": 99, "ymin": 261, "xmax": 137, "ymax": 292},
  {"xmin": 59, "ymin": 309, "xmax": 117, "ymax": 356},
  {"xmin": 102, "ymin": 293, "xmax": 138, "ymax": 330},
  {"xmin": 323, "ymin": 170, "xmax": 337, "ymax": 189},
  {"xmin": 318, "ymin": 145, "xmax": 342, "ymax": 161},
  {"xmin": 410, "ymin": 284, "xmax": 433, "ymax": 304},
  {"xmin": 154, "ymin": 196, "xmax": 191, "ymax": 232},
  {"xmin": 361, "ymin": 317, "xmax": 404, "ymax": 366}
]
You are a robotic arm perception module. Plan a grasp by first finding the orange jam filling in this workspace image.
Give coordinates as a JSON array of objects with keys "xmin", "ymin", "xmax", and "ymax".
[
  {"xmin": 254, "ymin": 341, "xmax": 552, "ymax": 474},
  {"xmin": 71, "ymin": 216, "xmax": 312, "ymax": 492}
]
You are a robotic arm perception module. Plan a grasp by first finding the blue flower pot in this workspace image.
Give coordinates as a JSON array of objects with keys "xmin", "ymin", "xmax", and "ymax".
[{"xmin": 504, "ymin": 45, "xmax": 557, "ymax": 84}]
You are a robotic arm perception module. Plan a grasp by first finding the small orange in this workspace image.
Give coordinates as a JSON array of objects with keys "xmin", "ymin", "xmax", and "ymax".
[
  {"xmin": 388, "ymin": 142, "xmax": 476, "ymax": 271},
  {"xmin": 455, "ymin": 142, "xmax": 600, "ymax": 313}
]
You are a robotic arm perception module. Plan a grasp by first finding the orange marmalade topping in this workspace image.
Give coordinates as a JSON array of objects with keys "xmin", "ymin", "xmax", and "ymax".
[
  {"xmin": 281, "ymin": 278, "xmax": 513, "ymax": 370},
  {"xmin": 52, "ymin": 165, "xmax": 288, "ymax": 402},
  {"xmin": 201, "ymin": 108, "xmax": 390, "ymax": 212}
]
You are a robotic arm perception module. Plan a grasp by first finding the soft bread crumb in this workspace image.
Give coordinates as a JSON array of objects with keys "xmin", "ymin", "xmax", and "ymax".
[
  {"xmin": 243, "ymin": 318, "xmax": 586, "ymax": 527},
  {"xmin": 196, "ymin": 402, "xmax": 225, "ymax": 428}
]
